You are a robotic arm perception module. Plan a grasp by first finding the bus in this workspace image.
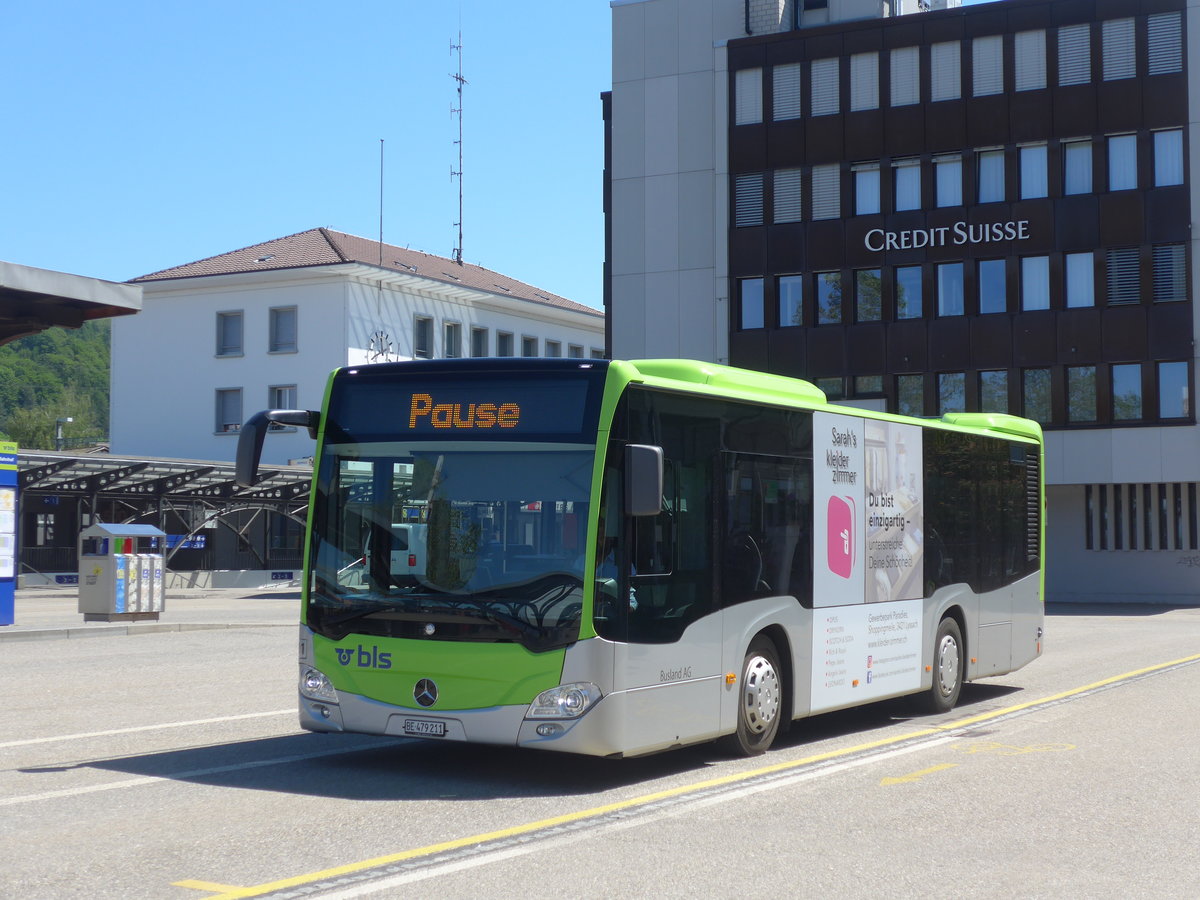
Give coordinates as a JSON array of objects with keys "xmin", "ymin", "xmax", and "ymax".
[{"xmin": 237, "ymin": 358, "xmax": 1043, "ymax": 758}]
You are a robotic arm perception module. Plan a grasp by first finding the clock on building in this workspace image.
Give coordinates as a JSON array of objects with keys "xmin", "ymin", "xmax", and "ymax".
[{"xmin": 367, "ymin": 329, "xmax": 394, "ymax": 363}]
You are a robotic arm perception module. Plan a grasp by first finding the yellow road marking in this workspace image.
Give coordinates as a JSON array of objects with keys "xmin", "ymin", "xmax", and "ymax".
[
  {"xmin": 880, "ymin": 762, "xmax": 959, "ymax": 785},
  {"xmin": 175, "ymin": 881, "xmax": 247, "ymax": 893},
  {"xmin": 181, "ymin": 651, "xmax": 1200, "ymax": 899}
]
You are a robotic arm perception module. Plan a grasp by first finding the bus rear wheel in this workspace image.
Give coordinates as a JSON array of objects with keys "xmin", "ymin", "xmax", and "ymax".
[
  {"xmin": 720, "ymin": 636, "xmax": 783, "ymax": 756},
  {"xmin": 922, "ymin": 616, "xmax": 964, "ymax": 714}
]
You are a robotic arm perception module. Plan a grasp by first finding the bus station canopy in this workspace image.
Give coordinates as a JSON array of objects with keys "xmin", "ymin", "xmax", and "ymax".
[{"xmin": 0, "ymin": 260, "xmax": 142, "ymax": 346}]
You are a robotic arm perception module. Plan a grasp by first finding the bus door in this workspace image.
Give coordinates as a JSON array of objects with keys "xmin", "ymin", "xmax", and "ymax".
[{"xmin": 605, "ymin": 452, "xmax": 724, "ymax": 750}]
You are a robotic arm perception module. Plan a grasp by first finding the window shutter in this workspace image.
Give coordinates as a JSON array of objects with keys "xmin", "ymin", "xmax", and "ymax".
[
  {"xmin": 734, "ymin": 68, "xmax": 763, "ymax": 125},
  {"xmin": 734, "ymin": 173, "xmax": 764, "ymax": 227},
  {"xmin": 1014, "ymin": 30, "xmax": 1046, "ymax": 91},
  {"xmin": 1102, "ymin": 18, "xmax": 1135, "ymax": 81},
  {"xmin": 1148, "ymin": 13, "xmax": 1183, "ymax": 75},
  {"xmin": 890, "ymin": 47, "xmax": 919, "ymax": 106},
  {"xmin": 850, "ymin": 52, "xmax": 879, "ymax": 111},
  {"xmin": 811, "ymin": 58, "xmax": 839, "ymax": 116},
  {"xmin": 930, "ymin": 41, "xmax": 961, "ymax": 101},
  {"xmin": 772, "ymin": 63, "xmax": 802, "ymax": 121},
  {"xmin": 1106, "ymin": 248, "xmax": 1140, "ymax": 304},
  {"xmin": 973, "ymin": 35, "xmax": 1003, "ymax": 96},
  {"xmin": 773, "ymin": 169, "xmax": 802, "ymax": 223},
  {"xmin": 1152, "ymin": 244, "xmax": 1187, "ymax": 302},
  {"xmin": 811, "ymin": 164, "xmax": 840, "ymax": 219},
  {"xmin": 1058, "ymin": 24, "xmax": 1091, "ymax": 86}
]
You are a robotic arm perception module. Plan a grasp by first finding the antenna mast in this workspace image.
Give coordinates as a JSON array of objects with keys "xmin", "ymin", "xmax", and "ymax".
[{"xmin": 450, "ymin": 33, "xmax": 466, "ymax": 266}]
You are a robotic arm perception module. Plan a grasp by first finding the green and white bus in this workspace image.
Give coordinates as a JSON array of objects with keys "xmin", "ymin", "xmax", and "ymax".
[{"xmin": 237, "ymin": 358, "xmax": 1044, "ymax": 758}]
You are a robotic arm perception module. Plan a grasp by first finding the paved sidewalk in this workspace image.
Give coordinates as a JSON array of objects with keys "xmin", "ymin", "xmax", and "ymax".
[{"xmin": 0, "ymin": 584, "xmax": 300, "ymax": 642}]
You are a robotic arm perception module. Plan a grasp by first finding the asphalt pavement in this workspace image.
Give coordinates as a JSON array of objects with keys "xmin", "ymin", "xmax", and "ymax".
[{"xmin": 0, "ymin": 583, "xmax": 300, "ymax": 641}]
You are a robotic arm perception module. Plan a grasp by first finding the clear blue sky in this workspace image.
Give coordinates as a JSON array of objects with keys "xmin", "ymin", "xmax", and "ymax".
[
  {"xmin": 1, "ymin": 1, "xmax": 613, "ymax": 309},
  {"xmin": 2, "ymin": 1, "xmax": 998, "ymax": 312}
]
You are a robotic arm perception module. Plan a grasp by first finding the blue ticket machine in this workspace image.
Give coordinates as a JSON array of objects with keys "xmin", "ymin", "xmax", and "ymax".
[{"xmin": 0, "ymin": 441, "xmax": 17, "ymax": 626}]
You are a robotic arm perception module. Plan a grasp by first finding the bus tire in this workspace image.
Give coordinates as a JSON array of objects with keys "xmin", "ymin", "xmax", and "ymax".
[
  {"xmin": 720, "ymin": 635, "xmax": 783, "ymax": 756},
  {"xmin": 923, "ymin": 616, "xmax": 964, "ymax": 714}
]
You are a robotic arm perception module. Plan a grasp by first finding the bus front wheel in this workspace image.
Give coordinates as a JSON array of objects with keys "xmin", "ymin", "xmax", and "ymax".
[
  {"xmin": 720, "ymin": 636, "xmax": 783, "ymax": 756},
  {"xmin": 923, "ymin": 616, "xmax": 964, "ymax": 714}
]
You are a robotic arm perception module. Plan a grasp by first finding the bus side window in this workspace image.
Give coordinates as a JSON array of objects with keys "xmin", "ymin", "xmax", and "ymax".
[{"xmin": 631, "ymin": 460, "xmax": 675, "ymax": 576}]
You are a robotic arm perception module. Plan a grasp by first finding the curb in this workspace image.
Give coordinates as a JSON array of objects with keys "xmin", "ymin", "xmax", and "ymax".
[{"xmin": 0, "ymin": 622, "xmax": 295, "ymax": 643}]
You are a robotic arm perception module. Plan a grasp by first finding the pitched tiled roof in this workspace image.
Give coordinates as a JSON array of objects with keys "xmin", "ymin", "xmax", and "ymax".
[{"xmin": 131, "ymin": 227, "xmax": 602, "ymax": 317}]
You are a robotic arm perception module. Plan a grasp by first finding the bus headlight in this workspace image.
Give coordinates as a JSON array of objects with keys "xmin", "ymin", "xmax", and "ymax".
[
  {"xmin": 526, "ymin": 682, "xmax": 602, "ymax": 720},
  {"xmin": 300, "ymin": 666, "xmax": 339, "ymax": 704}
]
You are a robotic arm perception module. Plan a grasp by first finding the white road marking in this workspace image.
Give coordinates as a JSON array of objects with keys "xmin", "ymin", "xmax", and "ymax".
[{"xmin": 0, "ymin": 710, "xmax": 296, "ymax": 750}]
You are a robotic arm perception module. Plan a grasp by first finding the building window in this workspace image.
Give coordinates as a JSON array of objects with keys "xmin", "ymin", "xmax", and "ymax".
[
  {"xmin": 850, "ymin": 52, "xmax": 879, "ymax": 111},
  {"xmin": 938, "ymin": 372, "xmax": 966, "ymax": 414},
  {"xmin": 1066, "ymin": 252, "xmax": 1095, "ymax": 308},
  {"xmin": 521, "ymin": 336, "xmax": 538, "ymax": 357},
  {"xmin": 772, "ymin": 63, "xmax": 802, "ymax": 120},
  {"xmin": 443, "ymin": 322, "xmax": 462, "ymax": 358},
  {"xmin": 816, "ymin": 272, "xmax": 841, "ymax": 325},
  {"xmin": 1058, "ymin": 24, "xmax": 1091, "ymax": 86},
  {"xmin": 854, "ymin": 375, "xmax": 883, "ymax": 396},
  {"xmin": 269, "ymin": 306, "xmax": 297, "ymax": 353},
  {"xmin": 1068, "ymin": 366, "xmax": 1097, "ymax": 422},
  {"xmin": 977, "ymin": 149, "xmax": 1004, "ymax": 203},
  {"xmin": 545, "ymin": 340, "xmax": 561, "ymax": 358},
  {"xmin": 893, "ymin": 159, "xmax": 920, "ymax": 211},
  {"xmin": 739, "ymin": 278, "xmax": 764, "ymax": 330},
  {"xmin": 414, "ymin": 316, "xmax": 433, "ymax": 358},
  {"xmin": 734, "ymin": 68, "xmax": 762, "ymax": 125},
  {"xmin": 930, "ymin": 41, "xmax": 961, "ymax": 101},
  {"xmin": 1154, "ymin": 130, "xmax": 1184, "ymax": 186},
  {"xmin": 496, "ymin": 331, "xmax": 513, "ymax": 357},
  {"xmin": 1111, "ymin": 364, "xmax": 1142, "ymax": 421},
  {"xmin": 855, "ymin": 269, "xmax": 882, "ymax": 322},
  {"xmin": 1147, "ymin": 13, "xmax": 1183, "ymax": 75},
  {"xmin": 890, "ymin": 47, "xmax": 919, "ymax": 107},
  {"xmin": 773, "ymin": 169, "xmax": 802, "ymax": 223},
  {"xmin": 778, "ymin": 275, "xmax": 803, "ymax": 327},
  {"xmin": 1108, "ymin": 134, "xmax": 1137, "ymax": 191},
  {"xmin": 215, "ymin": 388, "xmax": 242, "ymax": 434},
  {"xmin": 1101, "ymin": 18, "xmax": 1135, "ymax": 81},
  {"xmin": 1152, "ymin": 244, "xmax": 1187, "ymax": 303},
  {"xmin": 268, "ymin": 385, "xmax": 298, "ymax": 429},
  {"xmin": 1106, "ymin": 248, "xmax": 1140, "ymax": 305},
  {"xmin": 734, "ymin": 173, "xmax": 764, "ymax": 227},
  {"xmin": 810, "ymin": 58, "xmax": 839, "ymax": 116},
  {"xmin": 1021, "ymin": 256, "xmax": 1050, "ymax": 311},
  {"xmin": 897, "ymin": 375, "xmax": 924, "ymax": 417},
  {"xmin": 1014, "ymin": 30, "xmax": 1046, "ymax": 91},
  {"xmin": 811, "ymin": 165, "xmax": 840, "ymax": 219},
  {"xmin": 935, "ymin": 155, "xmax": 962, "ymax": 207},
  {"xmin": 980, "ymin": 371, "xmax": 1008, "ymax": 413},
  {"xmin": 1158, "ymin": 362, "xmax": 1190, "ymax": 418},
  {"xmin": 1023, "ymin": 369, "xmax": 1051, "ymax": 423},
  {"xmin": 568, "ymin": 344, "xmax": 584, "ymax": 359},
  {"xmin": 895, "ymin": 266, "xmax": 922, "ymax": 319},
  {"xmin": 972, "ymin": 35, "xmax": 1003, "ymax": 97},
  {"xmin": 1063, "ymin": 140, "xmax": 1093, "ymax": 195},
  {"xmin": 590, "ymin": 348, "xmax": 605, "ymax": 360},
  {"xmin": 815, "ymin": 378, "xmax": 844, "ymax": 401},
  {"xmin": 853, "ymin": 163, "xmax": 880, "ymax": 215},
  {"xmin": 1019, "ymin": 144, "xmax": 1048, "ymax": 199},
  {"xmin": 471, "ymin": 326, "xmax": 489, "ymax": 358},
  {"xmin": 936, "ymin": 262, "xmax": 963, "ymax": 316},
  {"xmin": 216, "ymin": 311, "xmax": 243, "ymax": 356},
  {"xmin": 978, "ymin": 259, "xmax": 1007, "ymax": 314}
]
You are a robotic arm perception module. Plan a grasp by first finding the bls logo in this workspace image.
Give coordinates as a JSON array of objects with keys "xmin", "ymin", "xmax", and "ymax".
[
  {"xmin": 334, "ymin": 645, "xmax": 393, "ymax": 669},
  {"xmin": 827, "ymin": 495, "xmax": 856, "ymax": 579}
]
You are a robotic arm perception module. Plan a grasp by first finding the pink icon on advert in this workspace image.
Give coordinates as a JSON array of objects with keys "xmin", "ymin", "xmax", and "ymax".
[{"xmin": 827, "ymin": 495, "xmax": 855, "ymax": 578}]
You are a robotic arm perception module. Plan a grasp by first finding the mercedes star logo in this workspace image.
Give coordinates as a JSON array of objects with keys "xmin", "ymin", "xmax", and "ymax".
[{"xmin": 414, "ymin": 678, "xmax": 438, "ymax": 708}]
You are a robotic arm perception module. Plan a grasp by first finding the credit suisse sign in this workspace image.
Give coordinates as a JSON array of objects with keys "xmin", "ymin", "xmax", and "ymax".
[{"xmin": 863, "ymin": 219, "xmax": 1031, "ymax": 252}]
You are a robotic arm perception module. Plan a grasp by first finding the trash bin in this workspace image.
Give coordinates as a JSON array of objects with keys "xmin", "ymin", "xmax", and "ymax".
[{"xmin": 78, "ymin": 524, "xmax": 167, "ymax": 622}]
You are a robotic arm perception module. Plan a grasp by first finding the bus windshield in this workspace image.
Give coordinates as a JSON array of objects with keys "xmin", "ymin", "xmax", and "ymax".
[{"xmin": 309, "ymin": 441, "xmax": 594, "ymax": 652}]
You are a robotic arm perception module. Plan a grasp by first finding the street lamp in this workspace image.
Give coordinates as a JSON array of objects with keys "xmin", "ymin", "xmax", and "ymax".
[{"xmin": 55, "ymin": 417, "xmax": 73, "ymax": 451}]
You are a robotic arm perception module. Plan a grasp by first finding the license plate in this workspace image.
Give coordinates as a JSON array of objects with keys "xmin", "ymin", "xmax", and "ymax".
[{"xmin": 403, "ymin": 718, "xmax": 446, "ymax": 737}]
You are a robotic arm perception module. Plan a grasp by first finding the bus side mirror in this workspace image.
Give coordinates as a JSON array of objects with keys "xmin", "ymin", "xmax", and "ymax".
[
  {"xmin": 236, "ymin": 409, "xmax": 320, "ymax": 487},
  {"xmin": 625, "ymin": 444, "xmax": 663, "ymax": 517}
]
